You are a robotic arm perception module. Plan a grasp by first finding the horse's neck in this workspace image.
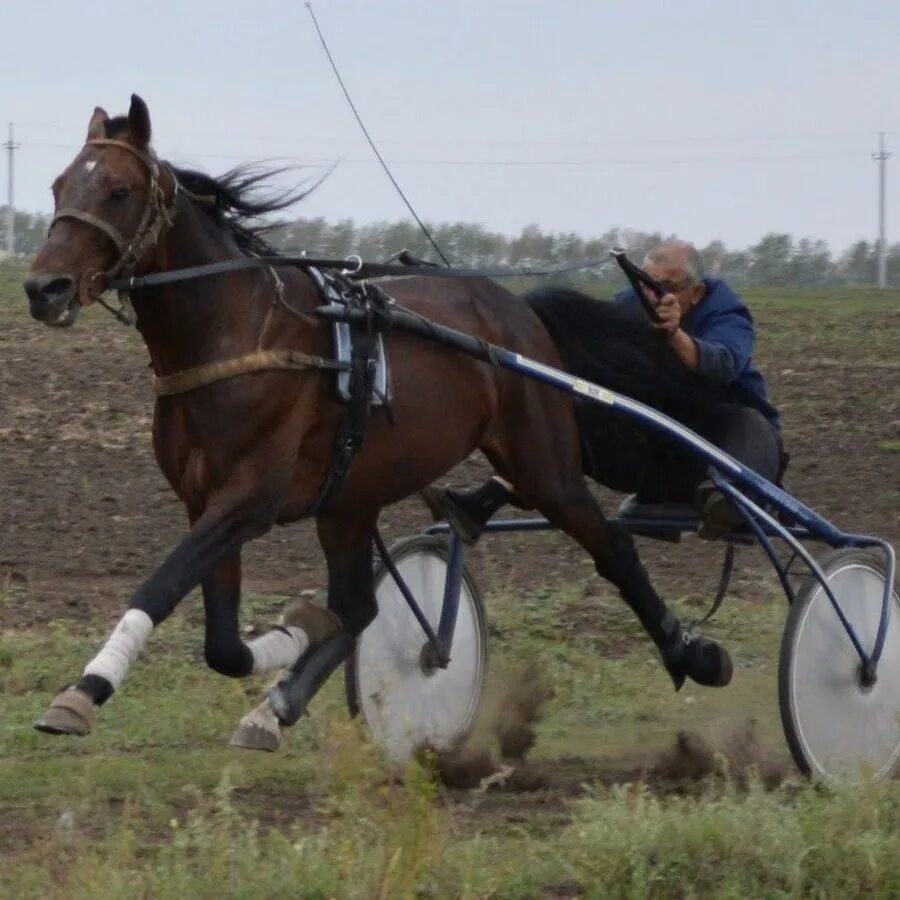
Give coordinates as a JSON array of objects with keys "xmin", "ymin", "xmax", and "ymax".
[{"xmin": 132, "ymin": 204, "xmax": 301, "ymax": 377}]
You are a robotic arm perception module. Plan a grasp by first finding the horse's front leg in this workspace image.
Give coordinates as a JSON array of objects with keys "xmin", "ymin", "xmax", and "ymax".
[
  {"xmin": 230, "ymin": 512, "xmax": 378, "ymax": 752},
  {"xmin": 203, "ymin": 553, "xmax": 333, "ymax": 680},
  {"xmin": 34, "ymin": 487, "xmax": 285, "ymax": 737}
]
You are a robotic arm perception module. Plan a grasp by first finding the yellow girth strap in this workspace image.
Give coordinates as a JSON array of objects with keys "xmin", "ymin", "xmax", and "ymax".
[{"xmin": 153, "ymin": 349, "xmax": 341, "ymax": 396}]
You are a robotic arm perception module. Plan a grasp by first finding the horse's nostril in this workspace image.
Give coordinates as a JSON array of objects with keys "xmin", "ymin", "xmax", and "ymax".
[
  {"xmin": 42, "ymin": 276, "xmax": 76, "ymax": 300},
  {"xmin": 24, "ymin": 274, "xmax": 75, "ymax": 304},
  {"xmin": 23, "ymin": 278, "xmax": 43, "ymax": 303}
]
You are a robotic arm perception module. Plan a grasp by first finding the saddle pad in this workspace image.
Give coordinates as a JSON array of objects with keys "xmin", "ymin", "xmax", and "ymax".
[{"xmin": 307, "ymin": 267, "xmax": 390, "ymax": 405}]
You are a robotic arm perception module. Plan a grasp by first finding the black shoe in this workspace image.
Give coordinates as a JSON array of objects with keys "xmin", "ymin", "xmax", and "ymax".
[
  {"xmin": 695, "ymin": 480, "xmax": 745, "ymax": 541},
  {"xmin": 419, "ymin": 486, "xmax": 491, "ymax": 544},
  {"xmin": 661, "ymin": 626, "xmax": 733, "ymax": 691},
  {"xmin": 419, "ymin": 480, "xmax": 513, "ymax": 545}
]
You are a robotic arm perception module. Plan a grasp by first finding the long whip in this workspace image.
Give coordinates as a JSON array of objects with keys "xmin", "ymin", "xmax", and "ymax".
[{"xmin": 304, "ymin": 3, "xmax": 451, "ymax": 266}]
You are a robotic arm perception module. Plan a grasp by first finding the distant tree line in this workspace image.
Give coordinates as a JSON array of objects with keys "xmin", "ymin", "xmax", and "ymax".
[
  {"xmin": 269, "ymin": 220, "xmax": 900, "ymax": 288},
  {"xmin": 5, "ymin": 206, "xmax": 900, "ymax": 288}
]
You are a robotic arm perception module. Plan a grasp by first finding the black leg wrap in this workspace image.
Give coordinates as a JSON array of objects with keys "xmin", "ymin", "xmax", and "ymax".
[
  {"xmin": 76, "ymin": 674, "xmax": 114, "ymax": 706},
  {"xmin": 268, "ymin": 632, "xmax": 355, "ymax": 726},
  {"xmin": 204, "ymin": 643, "xmax": 254, "ymax": 678},
  {"xmin": 598, "ymin": 528, "xmax": 735, "ymax": 693},
  {"xmin": 659, "ymin": 614, "xmax": 733, "ymax": 691}
]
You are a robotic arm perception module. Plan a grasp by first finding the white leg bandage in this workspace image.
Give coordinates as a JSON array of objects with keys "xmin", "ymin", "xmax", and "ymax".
[
  {"xmin": 247, "ymin": 626, "xmax": 309, "ymax": 674},
  {"xmin": 83, "ymin": 609, "xmax": 154, "ymax": 691}
]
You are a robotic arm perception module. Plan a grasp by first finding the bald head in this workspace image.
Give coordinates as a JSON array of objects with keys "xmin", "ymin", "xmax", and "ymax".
[{"xmin": 644, "ymin": 242, "xmax": 705, "ymax": 287}]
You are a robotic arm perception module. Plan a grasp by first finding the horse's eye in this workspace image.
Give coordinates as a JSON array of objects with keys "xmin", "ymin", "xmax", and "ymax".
[{"xmin": 110, "ymin": 187, "xmax": 129, "ymax": 201}]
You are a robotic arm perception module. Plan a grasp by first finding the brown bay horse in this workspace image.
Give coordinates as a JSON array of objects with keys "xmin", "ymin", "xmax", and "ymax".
[{"xmin": 24, "ymin": 95, "xmax": 730, "ymax": 751}]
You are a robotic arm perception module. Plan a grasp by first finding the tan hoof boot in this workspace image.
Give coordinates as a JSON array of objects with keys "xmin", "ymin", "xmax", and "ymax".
[
  {"xmin": 281, "ymin": 599, "xmax": 342, "ymax": 644},
  {"xmin": 34, "ymin": 687, "xmax": 95, "ymax": 736},
  {"xmin": 229, "ymin": 697, "xmax": 283, "ymax": 752}
]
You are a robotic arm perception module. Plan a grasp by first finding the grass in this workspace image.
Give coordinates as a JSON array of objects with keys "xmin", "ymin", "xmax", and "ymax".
[
  {"xmin": 0, "ymin": 259, "xmax": 27, "ymax": 319},
  {"xmin": 3, "ymin": 577, "xmax": 900, "ymax": 898}
]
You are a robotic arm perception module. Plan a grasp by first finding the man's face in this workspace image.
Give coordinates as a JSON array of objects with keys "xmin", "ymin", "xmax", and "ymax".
[{"xmin": 642, "ymin": 259, "xmax": 705, "ymax": 314}]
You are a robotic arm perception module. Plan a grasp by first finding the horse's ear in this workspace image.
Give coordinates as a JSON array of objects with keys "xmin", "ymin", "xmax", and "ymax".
[
  {"xmin": 86, "ymin": 106, "xmax": 108, "ymax": 141},
  {"xmin": 128, "ymin": 94, "xmax": 152, "ymax": 147}
]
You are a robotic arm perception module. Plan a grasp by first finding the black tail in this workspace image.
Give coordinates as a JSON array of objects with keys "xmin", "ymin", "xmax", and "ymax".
[
  {"xmin": 523, "ymin": 285, "xmax": 729, "ymax": 425},
  {"xmin": 523, "ymin": 286, "xmax": 738, "ymax": 491}
]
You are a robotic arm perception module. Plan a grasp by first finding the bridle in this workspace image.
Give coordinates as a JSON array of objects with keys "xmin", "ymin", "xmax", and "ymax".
[{"xmin": 50, "ymin": 137, "xmax": 180, "ymax": 323}]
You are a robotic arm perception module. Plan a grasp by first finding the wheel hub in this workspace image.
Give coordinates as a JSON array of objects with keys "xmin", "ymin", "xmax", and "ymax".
[{"xmin": 419, "ymin": 641, "xmax": 445, "ymax": 674}]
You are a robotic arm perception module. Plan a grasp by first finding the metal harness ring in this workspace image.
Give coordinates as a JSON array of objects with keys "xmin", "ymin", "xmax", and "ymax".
[{"xmin": 342, "ymin": 255, "xmax": 363, "ymax": 276}]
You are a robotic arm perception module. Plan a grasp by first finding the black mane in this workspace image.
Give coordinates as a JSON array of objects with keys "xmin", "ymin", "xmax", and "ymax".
[
  {"xmin": 169, "ymin": 165, "xmax": 306, "ymax": 257},
  {"xmin": 103, "ymin": 118, "xmax": 305, "ymax": 256}
]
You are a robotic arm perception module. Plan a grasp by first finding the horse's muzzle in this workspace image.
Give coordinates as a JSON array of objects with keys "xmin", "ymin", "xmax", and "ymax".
[{"xmin": 24, "ymin": 273, "xmax": 80, "ymax": 327}]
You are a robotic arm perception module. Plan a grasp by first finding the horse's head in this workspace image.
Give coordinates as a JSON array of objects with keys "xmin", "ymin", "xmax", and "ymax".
[{"xmin": 24, "ymin": 95, "xmax": 178, "ymax": 327}]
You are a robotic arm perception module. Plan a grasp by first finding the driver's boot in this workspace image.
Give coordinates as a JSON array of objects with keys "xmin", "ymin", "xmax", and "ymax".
[{"xmin": 420, "ymin": 477, "xmax": 516, "ymax": 544}]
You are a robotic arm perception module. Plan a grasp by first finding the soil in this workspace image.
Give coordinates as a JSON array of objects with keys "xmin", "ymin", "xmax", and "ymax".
[
  {"xmin": 1, "ymin": 299, "xmax": 897, "ymax": 809},
  {"xmin": 2, "ymin": 303, "xmax": 896, "ymax": 630}
]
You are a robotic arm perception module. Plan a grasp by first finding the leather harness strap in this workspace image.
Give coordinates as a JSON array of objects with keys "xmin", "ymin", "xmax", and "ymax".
[
  {"xmin": 309, "ymin": 278, "xmax": 387, "ymax": 516},
  {"xmin": 107, "ymin": 252, "xmax": 617, "ymax": 293},
  {"xmin": 52, "ymin": 207, "xmax": 131, "ymax": 254},
  {"xmin": 153, "ymin": 349, "xmax": 348, "ymax": 397}
]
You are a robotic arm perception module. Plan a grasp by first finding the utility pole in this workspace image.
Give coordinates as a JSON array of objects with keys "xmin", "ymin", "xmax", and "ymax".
[
  {"xmin": 872, "ymin": 132, "xmax": 891, "ymax": 289},
  {"xmin": 3, "ymin": 123, "xmax": 19, "ymax": 257}
]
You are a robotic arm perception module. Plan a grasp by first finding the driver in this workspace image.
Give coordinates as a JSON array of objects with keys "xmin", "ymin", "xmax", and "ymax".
[{"xmin": 424, "ymin": 241, "xmax": 784, "ymax": 542}]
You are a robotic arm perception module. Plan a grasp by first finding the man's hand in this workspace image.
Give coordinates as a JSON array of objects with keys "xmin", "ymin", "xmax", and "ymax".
[
  {"xmin": 654, "ymin": 292, "xmax": 682, "ymax": 336},
  {"xmin": 653, "ymin": 292, "xmax": 700, "ymax": 370}
]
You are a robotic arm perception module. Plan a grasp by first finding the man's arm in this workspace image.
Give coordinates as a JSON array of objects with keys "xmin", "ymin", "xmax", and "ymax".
[
  {"xmin": 667, "ymin": 327, "xmax": 700, "ymax": 370},
  {"xmin": 656, "ymin": 294, "xmax": 755, "ymax": 384},
  {"xmin": 688, "ymin": 311, "xmax": 755, "ymax": 385}
]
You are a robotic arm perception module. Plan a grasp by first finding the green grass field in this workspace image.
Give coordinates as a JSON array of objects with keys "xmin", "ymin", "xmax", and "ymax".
[{"xmin": 3, "ymin": 582, "xmax": 900, "ymax": 898}]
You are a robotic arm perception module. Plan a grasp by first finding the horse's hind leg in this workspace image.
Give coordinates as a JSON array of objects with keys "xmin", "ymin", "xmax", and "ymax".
[
  {"xmin": 542, "ymin": 489, "xmax": 730, "ymax": 689},
  {"xmin": 486, "ymin": 395, "xmax": 731, "ymax": 691}
]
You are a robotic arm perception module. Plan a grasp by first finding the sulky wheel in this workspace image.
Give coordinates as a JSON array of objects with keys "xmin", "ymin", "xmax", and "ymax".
[
  {"xmin": 779, "ymin": 547, "xmax": 900, "ymax": 781},
  {"xmin": 345, "ymin": 535, "xmax": 487, "ymax": 763}
]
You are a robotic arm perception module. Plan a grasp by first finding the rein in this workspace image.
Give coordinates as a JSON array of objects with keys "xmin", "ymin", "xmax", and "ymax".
[{"xmin": 107, "ymin": 252, "xmax": 617, "ymax": 294}]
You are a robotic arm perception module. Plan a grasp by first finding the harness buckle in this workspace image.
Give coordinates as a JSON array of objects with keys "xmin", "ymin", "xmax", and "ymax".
[{"xmin": 341, "ymin": 255, "xmax": 363, "ymax": 276}]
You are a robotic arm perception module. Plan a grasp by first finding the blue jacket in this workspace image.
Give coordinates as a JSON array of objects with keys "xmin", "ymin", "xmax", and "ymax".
[{"xmin": 615, "ymin": 278, "xmax": 780, "ymax": 429}]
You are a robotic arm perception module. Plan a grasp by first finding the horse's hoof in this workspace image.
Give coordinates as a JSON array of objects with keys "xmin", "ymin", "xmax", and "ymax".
[
  {"xmin": 34, "ymin": 687, "xmax": 95, "ymax": 736},
  {"xmin": 663, "ymin": 634, "xmax": 733, "ymax": 691},
  {"xmin": 229, "ymin": 698, "xmax": 282, "ymax": 752}
]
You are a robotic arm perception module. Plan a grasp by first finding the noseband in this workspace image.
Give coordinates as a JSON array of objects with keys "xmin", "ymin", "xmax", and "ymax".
[{"xmin": 50, "ymin": 138, "xmax": 180, "ymax": 322}]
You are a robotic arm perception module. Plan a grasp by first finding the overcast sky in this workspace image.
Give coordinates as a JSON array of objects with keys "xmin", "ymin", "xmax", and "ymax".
[{"xmin": 2, "ymin": 0, "xmax": 899, "ymax": 252}]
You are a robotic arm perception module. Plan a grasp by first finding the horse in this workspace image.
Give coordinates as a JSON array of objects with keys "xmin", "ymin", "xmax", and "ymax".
[{"xmin": 23, "ymin": 95, "xmax": 731, "ymax": 751}]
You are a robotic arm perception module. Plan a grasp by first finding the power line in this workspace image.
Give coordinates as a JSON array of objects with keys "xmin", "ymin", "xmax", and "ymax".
[
  {"xmin": 10, "ymin": 119, "xmax": 895, "ymax": 148},
  {"xmin": 15, "ymin": 140, "xmax": 868, "ymax": 167}
]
